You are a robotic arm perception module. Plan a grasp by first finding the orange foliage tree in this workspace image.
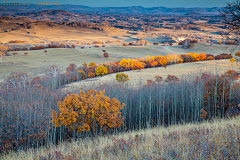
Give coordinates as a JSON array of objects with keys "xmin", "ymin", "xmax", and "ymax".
[
  {"xmin": 158, "ymin": 57, "xmax": 167, "ymax": 66},
  {"xmin": 199, "ymin": 53, "xmax": 206, "ymax": 61},
  {"xmin": 51, "ymin": 88, "xmax": 125, "ymax": 134},
  {"xmin": 88, "ymin": 62, "xmax": 96, "ymax": 67},
  {"xmin": 149, "ymin": 61, "xmax": 158, "ymax": 67}
]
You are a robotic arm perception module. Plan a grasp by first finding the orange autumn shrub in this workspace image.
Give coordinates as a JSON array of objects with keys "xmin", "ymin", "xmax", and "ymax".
[
  {"xmin": 207, "ymin": 56, "xmax": 215, "ymax": 60},
  {"xmin": 199, "ymin": 53, "xmax": 206, "ymax": 61},
  {"xmin": 8, "ymin": 40, "xmax": 25, "ymax": 43},
  {"xmin": 51, "ymin": 88, "xmax": 125, "ymax": 133},
  {"xmin": 187, "ymin": 52, "xmax": 199, "ymax": 62},
  {"xmin": 119, "ymin": 58, "xmax": 128, "ymax": 67},
  {"xmin": 235, "ymin": 52, "xmax": 240, "ymax": 57},
  {"xmin": 149, "ymin": 61, "xmax": 158, "ymax": 67},
  {"xmin": 88, "ymin": 62, "xmax": 96, "ymax": 67},
  {"xmin": 155, "ymin": 55, "xmax": 162, "ymax": 59},
  {"xmin": 129, "ymin": 59, "xmax": 145, "ymax": 70},
  {"xmin": 158, "ymin": 57, "xmax": 167, "ymax": 66},
  {"xmin": 87, "ymin": 72, "xmax": 95, "ymax": 78},
  {"xmin": 177, "ymin": 58, "xmax": 183, "ymax": 63}
]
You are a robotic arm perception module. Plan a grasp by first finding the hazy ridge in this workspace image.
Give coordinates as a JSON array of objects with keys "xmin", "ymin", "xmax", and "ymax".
[{"xmin": 0, "ymin": 4, "xmax": 222, "ymax": 16}]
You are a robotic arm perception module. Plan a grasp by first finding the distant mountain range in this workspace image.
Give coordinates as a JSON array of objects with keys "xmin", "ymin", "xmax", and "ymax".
[{"xmin": 0, "ymin": 4, "xmax": 222, "ymax": 16}]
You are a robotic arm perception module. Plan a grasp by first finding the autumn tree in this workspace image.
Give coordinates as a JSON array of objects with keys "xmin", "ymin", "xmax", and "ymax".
[
  {"xmin": 116, "ymin": 73, "xmax": 129, "ymax": 82},
  {"xmin": 95, "ymin": 66, "xmax": 108, "ymax": 76},
  {"xmin": 51, "ymin": 88, "xmax": 125, "ymax": 136},
  {"xmin": 103, "ymin": 52, "xmax": 109, "ymax": 57},
  {"xmin": 235, "ymin": 51, "xmax": 240, "ymax": 62},
  {"xmin": 88, "ymin": 62, "xmax": 96, "ymax": 67},
  {"xmin": 71, "ymin": 44, "xmax": 76, "ymax": 49},
  {"xmin": 158, "ymin": 57, "xmax": 167, "ymax": 66}
]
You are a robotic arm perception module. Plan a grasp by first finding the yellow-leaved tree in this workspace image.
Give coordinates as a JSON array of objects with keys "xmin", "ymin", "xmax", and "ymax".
[
  {"xmin": 95, "ymin": 66, "xmax": 108, "ymax": 76},
  {"xmin": 51, "ymin": 88, "xmax": 125, "ymax": 134},
  {"xmin": 116, "ymin": 73, "xmax": 129, "ymax": 82}
]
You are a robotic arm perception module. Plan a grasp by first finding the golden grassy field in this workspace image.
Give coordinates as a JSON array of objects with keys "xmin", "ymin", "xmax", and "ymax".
[
  {"xmin": 0, "ymin": 21, "xmax": 130, "ymax": 44},
  {"xmin": 2, "ymin": 115, "xmax": 239, "ymax": 159}
]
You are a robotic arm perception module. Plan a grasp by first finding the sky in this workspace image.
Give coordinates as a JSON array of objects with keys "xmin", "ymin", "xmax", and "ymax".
[{"xmin": 30, "ymin": 0, "xmax": 235, "ymax": 8}]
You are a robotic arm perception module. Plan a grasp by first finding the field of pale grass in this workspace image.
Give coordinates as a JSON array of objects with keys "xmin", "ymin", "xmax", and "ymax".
[
  {"xmin": 1, "ymin": 42, "xmax": 239, "ymax": 83},
  {"xmin": 2, "ymin": 116, "xmax": 239, "ymax": 160}
]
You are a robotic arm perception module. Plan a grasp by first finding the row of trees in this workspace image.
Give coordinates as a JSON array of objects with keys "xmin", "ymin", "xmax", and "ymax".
[
  {"xmin": 6, "ymin": 44, "xmax": 76, "ymax": 52},
  {"xmin": 50, "ymin": 52, "xmax": 235, "ymax": 89}
]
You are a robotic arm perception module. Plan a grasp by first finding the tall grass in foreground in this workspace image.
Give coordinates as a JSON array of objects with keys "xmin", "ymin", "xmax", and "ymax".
[{"xmin": 1, "ymin": 116, "xmax": 239, "ymax": 160}]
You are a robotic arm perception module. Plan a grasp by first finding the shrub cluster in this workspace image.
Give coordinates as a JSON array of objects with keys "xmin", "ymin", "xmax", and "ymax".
[
  {"xmin": 6, "ymin": 44, "xmax": 77, "ymax": 52},
  {"xmin": 8, "ymin": 40, "xmax": 27, "ymax": 43},
  {"xmin": 225, "ymin": 41, "xmax": 237, "ymax": 45}
]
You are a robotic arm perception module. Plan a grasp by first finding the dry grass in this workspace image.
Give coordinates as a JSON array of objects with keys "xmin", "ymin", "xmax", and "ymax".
[{"xmin": 2, "ymin": 116, "xmax": 240, "ymax": 160}]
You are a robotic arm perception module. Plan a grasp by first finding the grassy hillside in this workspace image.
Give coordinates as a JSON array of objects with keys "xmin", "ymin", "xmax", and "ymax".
[
  {"xmin": 1, "ymin": 43, "xmax": 240, "ymax": 83},
  {"xmin": 2, "ymin": 116, "xmax": 240, "ymax": 160}
]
